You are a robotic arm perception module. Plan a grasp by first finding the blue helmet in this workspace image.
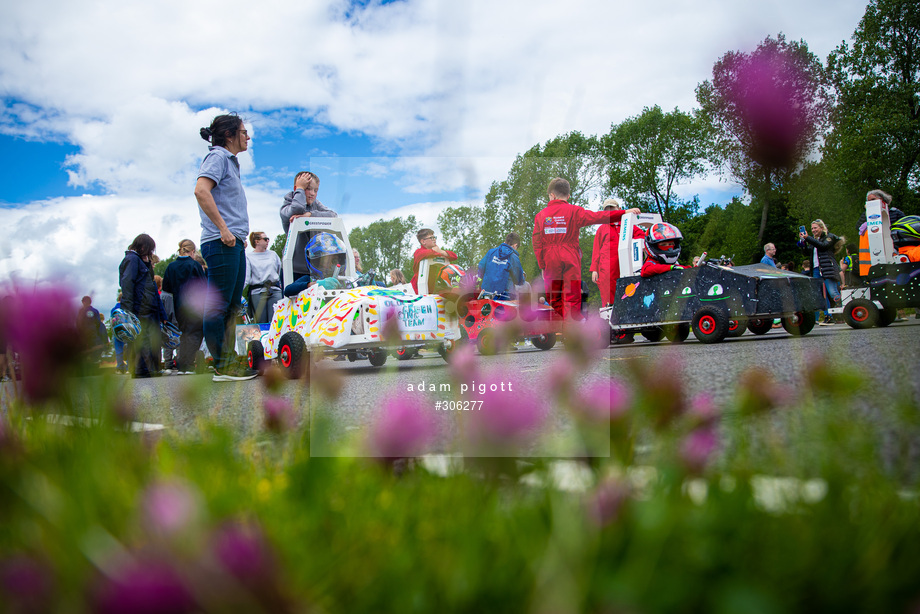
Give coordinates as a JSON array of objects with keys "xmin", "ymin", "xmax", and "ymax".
[
  {"xmin": 160, "ymin": 320, "xmax": 181, "ymax": 349},
  {"xmin": 111, "ymin": 308, "xmax": 141, "ymax": 342},
  {"xmin": 304, "ymin": 232, "xmax": 348, "ymax": 278}
]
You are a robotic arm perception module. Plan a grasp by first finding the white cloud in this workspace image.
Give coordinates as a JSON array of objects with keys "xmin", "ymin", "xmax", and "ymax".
[{"xmin": 0, "ymin": 0, "xmax": 870, "ymax": 300}]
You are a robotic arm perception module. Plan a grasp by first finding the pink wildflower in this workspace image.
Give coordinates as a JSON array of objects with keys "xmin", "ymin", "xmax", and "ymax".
[
  {"xmin": 367, "ymin": 393, "xmax": 437, "ymax": 459},
  {"xmin": 263, "ymin": 396, "xmax": 296, "ymax": 433}
]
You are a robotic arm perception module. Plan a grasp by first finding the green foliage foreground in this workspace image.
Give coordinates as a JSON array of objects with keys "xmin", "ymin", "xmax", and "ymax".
[{"xmin": 1, "ymin": 355, "xmax": 919, "ymax": 614}]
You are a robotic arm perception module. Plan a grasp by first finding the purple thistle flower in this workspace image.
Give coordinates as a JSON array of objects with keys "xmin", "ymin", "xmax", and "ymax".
[
  {"xmin": 680, "ymin": 427, "xmax": 720, "ymax": 475},
  {"xmin": 92, "ymin": 558, "xmax": 196, "ymax": 614},
  {"xmin": 726, "ymin": 50, "xmax": 810, "ymax": 169},
  {"xmin": 448, "ymin": 342, "xmax": 478, "ymax": 383},
  {"xmin": 140, "ymin": 480, "xmax": 201, "ymax": 537},
  {"xmin": 367, "ymin": 392, "xmax": 437, "ymax": 459},
  {"xmin": 572, "ymin": 378, "xmax": 632, "ymax": 423},
  {"xmin": 687, "ymin": 392, "xmax": 720, "ymax": 428},
  {"xmin": 465, "ymin": 372, "xmax": 546, "ymax": 451},
  {"xmin": 587, "ymin": 479, "xmax": 631, "ymax": 527},
  {"xmin": 0, "ymin": 284, "xmax": 85, "ymax": 403},
  {"xmin": 211, "ymin": 522, "xmax": 275, "ymax": 584},
  {"xmin": 0, "ymin": 554, "xmax": 54, "ymax": 611},
  {"xmin": 262, "ymin": 396, "xmax": 296, "ymax": 434}
]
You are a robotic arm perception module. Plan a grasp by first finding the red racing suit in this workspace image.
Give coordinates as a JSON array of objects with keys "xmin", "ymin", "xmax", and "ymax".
[
  {"xmin": 590, "ymin": 221, "xmax": 646, "ymax": 307},
  {"xmin": 411, "ymin": 248, "xmax": 457, "ymax": 293},
  {"xmin": 640, "ymin": 260, "xmax": 687, "ymax": 277},
  {"xmin": 533, "ymin": 200, "xmax": 626, "ymax": 319}
]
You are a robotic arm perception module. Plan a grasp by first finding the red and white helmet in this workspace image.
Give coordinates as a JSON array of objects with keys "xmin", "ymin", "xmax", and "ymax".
[{"xmin": 644, "ymin": 222, "xmax": 683, "ymax": 265}]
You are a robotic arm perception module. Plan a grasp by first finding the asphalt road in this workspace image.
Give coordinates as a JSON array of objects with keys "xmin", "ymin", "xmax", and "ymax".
[{"xmin": 59, "ymin": 317, "xmax": 919, "ymax": 455}]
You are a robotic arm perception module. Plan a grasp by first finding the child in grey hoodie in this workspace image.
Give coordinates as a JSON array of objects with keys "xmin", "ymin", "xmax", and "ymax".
[{"xmin": 279, "ymin": 171, "xmax": 337, "ymax": 234}]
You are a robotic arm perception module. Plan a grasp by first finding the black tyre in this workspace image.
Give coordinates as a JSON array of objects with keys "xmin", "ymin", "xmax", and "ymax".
[
  {"xmin": 726, "ymin": 319, "xmax": 747, "ymax": 338},
  {"xmin": 746, "ymin": 318, "xmax": 773, "ymax": 335},
  {"xmin": 247, "ymin": 340, "xmax": 266, "ymax": 373},
  {"xmin": 663, "ymin": 323, "xmax": 690, "ymax": 344},
  {"xmin": 531, "ymin": 333, "xmax": 557, "ymax": 351},
  {"xmin": 692, "ymin": 308, "xmax": 729, "ymax": 344},
  {"xmin": 641, "ymin": 328, "xmax": 663, "ymax": 342},
  {"xmin": 877, "ymin": 306, "xmax": 897, "ymax": 327},
  {"xmin": 438, "ymin": 339, "xmax": 458, "ymax": 361},
  {"xmin": 368, "ymin": 349, "xmax": 388, "ymax": 367},
  {"xmin": 476, "ymin": 330, "xmax": 498, "ymax": 356},
  {"xmin": 278, "ymin": 332, "xmax": 306, "ymax": 378},
  {"xmin": 844, "ymin": 299, "xmax": 878, "ymax": 329},
  {"xmin": 395, "ymin": 347, "xmax": 416, "ymax": 361},
  {"xmin": 782, "ymin": 312, "xmax": 816, "ymax": 337}
]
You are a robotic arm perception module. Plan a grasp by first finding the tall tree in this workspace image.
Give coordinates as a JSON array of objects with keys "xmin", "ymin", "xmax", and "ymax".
[
  {"xmin": 696, "ymin": 34, "xmax": 831, "ymax": 243},
  {"xmin": 348, "ymin": 216, "xmax": 419, "ymax": 279},
  {"xmin": 825, "ymin": 0, "xmax": 920, "ymax": 214},
  {"xmin": 481, "ymin": 131, "xmax": 608, "ymax": 277},
  {"xmin": 602, "ymin": 105, "xmax": 712, "ymax": 222},
  {"xmin": 437, "ymin": 205, "xmax": 487, "ymax": 270}
]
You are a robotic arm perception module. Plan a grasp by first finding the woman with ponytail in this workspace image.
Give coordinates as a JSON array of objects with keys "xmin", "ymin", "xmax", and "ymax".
[{"xmin": 194, "ymin": 114, "xmax": 257, "ymax": 381}]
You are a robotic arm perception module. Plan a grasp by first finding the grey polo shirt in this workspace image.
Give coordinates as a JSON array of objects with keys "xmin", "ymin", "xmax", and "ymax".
[{"xmin": 197, "ymin": 146, "xmax": 249, "ymax": 244}]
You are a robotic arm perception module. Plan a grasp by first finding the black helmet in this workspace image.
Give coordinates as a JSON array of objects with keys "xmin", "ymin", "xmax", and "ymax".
[
  {"xmin": 643, "ymin": 222, "xmax": 683, "ymax": 265},
  {"xmin": 891, "ymin": 215, "xmax": 920, "ymax": 247}
]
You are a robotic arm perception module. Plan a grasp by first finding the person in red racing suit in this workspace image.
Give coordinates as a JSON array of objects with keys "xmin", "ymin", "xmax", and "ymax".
[
  {"xmin": 533, "ymin": 178, "xmax": 639, "ymax": 319},
  {"xmin": 590, "ymin": 198, "xmax": 646, "ymax": 307},
  {"xmin": 640, "ymin": 222, "xmax": 689, "ymax": 277}
]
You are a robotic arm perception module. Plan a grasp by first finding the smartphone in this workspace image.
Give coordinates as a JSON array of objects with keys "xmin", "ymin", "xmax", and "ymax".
[{"xmin": 798, "ymin": 225, "xmax": 806, "ymax": 235}]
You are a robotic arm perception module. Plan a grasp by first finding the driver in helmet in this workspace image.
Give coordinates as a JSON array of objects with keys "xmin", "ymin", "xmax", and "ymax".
[
  {"xmin": 284, "ymin": 232, "xmax": 350, "ymax": 296},
  {"xmin": 640, "ymin": 222, "xmax": 689, "ymax": 277},
  {"xmin": 891, "ymin": 215, "xmax": 920, "ymax": 262}
]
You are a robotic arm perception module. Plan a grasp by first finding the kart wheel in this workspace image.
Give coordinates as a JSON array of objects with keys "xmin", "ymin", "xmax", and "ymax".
[
  {"xmin": 247, "ymin": 340, "xmax": 266, "ymax": 373},
  {"xmin": 641, "ymin": 328, "xmax": 663, "ymax": 342},
  {"xmin": 663, "ymin": 323, "xmax": 690, "ymax": 344},
  {"xmin": 844, "ymin": 299, "xmax": 878, "ymax": 329},
  {"xmin": 278, "ymin": 332, "xmax": 306, "ymax": 378},
  {"xmin": 746, "ymin": 318, "xmax": 773, "ymax": 335},
  {"xmin": 877, "ymin": 306, "xmax": 897, "ymax": 327},
  {"xmin": 477, "ymin": 330, "xmax": 498, "ymax": 355},
  {"xmin": 395, "ymin": 347, "xmax": 415, "ymax": 361},
  {"xmin": 438, "ymin": 339, "xmax": 457, "ymax": 361},
  {"xmin": 531, "ymin": 333, "xmax": 557, "ymax": 351},
  {"xmin": 782, "ymin": 312, "xmax": 816, "ymax": 337},
  {"xmin": 368, "ymin": 349, "xmax": 388, "ymax": 367},
  {"xmin": 610, "ymin": 330, "xmax": 635, "ymax": 345},
  {"xmin": 692, "ymin": 308, "xmax": 729, "ymax": 344},
  {"xmin": 726, "ymin": 319, "xmax": 747, "ymax": 338}
]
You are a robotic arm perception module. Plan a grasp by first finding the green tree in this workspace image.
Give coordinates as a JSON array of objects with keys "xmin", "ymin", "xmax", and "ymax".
[
  {"xmin": 696, "ymin": 34, "xmax": 831, "ymax": 244},
  {"xmin": 482, "ymin": 131, "xmax": 608, "ymax": 278},
  {"xmin": 602, "ymin": 105, "xmax": 712, "ymax": 222},
  {"xmin": 348, "ymin": 216, "xmax": 419, "ymax": 279},
  {"xmin": 153, "ymin": 254, "xmax": 177, "ymax": 277},
  {"xmin": 270, "ymin": 233, "xmax": 285, "ymax": 260},
  {"xmin": 825, "ymin": 0, "xmax": 920, "ymax": 214},
  {"xmin": 437, "ymin": 205, "xmax": 487, "ymax": 270}
]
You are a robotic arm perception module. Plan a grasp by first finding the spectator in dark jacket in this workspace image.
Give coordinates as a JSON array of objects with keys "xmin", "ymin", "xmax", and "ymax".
[
  {"xmin": 163, "ymin": 239, "xmax": 207, "ymax": 374},
  {"xmin": 798, "ymin": 219, "xmax": 844, "ymax": 326},
  {"xmin": 119, "ymin": 233, "xmax": 166, "ymax": 377}
]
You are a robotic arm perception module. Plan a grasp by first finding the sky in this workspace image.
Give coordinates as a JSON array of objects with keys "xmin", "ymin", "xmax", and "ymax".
[{"xmin": 0, "ymin": 0, "xmax": 871, "ymax": 313}]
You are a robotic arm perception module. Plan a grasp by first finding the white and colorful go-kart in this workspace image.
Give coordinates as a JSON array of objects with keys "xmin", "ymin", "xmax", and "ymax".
[{"xmin": 246, "ymin": 218, "xmax": 461, "ymax": 375}]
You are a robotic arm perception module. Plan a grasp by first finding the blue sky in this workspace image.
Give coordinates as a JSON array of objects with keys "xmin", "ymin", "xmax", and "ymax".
[{"xmin": 0, "ymin": 0, "xmax": 870, "ymax": 312}]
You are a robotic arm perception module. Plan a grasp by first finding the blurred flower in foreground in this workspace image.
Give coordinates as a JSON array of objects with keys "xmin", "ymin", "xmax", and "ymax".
[
  {"xmin": 736, "ymin": 368, "xmax": 789, "ymax": 415},
  {"xmin": 92, "ymin": 557, "xmax": 195, "ymax": 614},
  {"xmin": 141, "ymin": 480, "xmax": 202, "ymax": 538},
  {"xmin": 0, "ymin": 554, "xmax": 54, "ymax": 613},
  {"xmin": 464, "ymin": 372, "xmax": 546, "ymax": 453},
  {"xmin": 0, "ymin": 284, "xmax": 85, "ymax": 403},
  {"xmin": 587, "ymin": 479, "xmax": 631, "ymax": 527},
  {"xmin": 629, "ymin": 353, "xmax": 686, "ymax": 429},
  {"xmin": 562, "ymin": 315, "xmax": 610, "ymax": 365},
  {"xmin": 367, "ymin": 392, "xmax": 437, "ymax": 459},
  {"xmin": 447, "ymin": 342, "xmax": 478, "ymax": 383},
  {"xmin": 725, "ymin": 48, "xmax": 810, "ymax": 169},
  {"xmin": 686, "ymin": 392, "xmax": 720, "ymax": 428},
  {"xmin": 572, "ymin": 378, "xmax": 632, "ymax": 423},
  {"xmin": 680, "ymin": 427, "xmax": 720, "ymax": 475},
  {"xmin": 263, "ymin": 396, "xmax": 296, "ymax": 434},
  {"xmin": 211, "ymin": 522, "xmax": 275, "ymax": 585},
  {"xmin": 380, "ymin": 305, "xmax": 402, "ymax": 346}
]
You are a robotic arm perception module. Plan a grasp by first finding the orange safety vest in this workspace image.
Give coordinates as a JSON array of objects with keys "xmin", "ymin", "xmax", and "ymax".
[{"xmin": 858, "ymin": 232, "xmax": 871, "ymax": 276}]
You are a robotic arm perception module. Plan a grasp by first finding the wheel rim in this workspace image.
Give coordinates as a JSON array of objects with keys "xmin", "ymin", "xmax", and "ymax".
[
  {"xmin": 852, "ymin": 306, "xmax": 869, "ymax": 322},
  {"xmin": 699, "ymin": 315, "xmax": 716, "ymax": 335},
  {"xmin": 247, "ymin": 350, "xmax": 254, "ymax": 369},
  {"xmin": 729, "ymin": 320, "xmax": 739, "ymax": 332},
  {"xmin": 790, "ymin": 313, "xmax": 802, "ymax": 327},
  {"xmin": 281, "ymin": 346, "xmax": 291, "ymax": 368}
]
